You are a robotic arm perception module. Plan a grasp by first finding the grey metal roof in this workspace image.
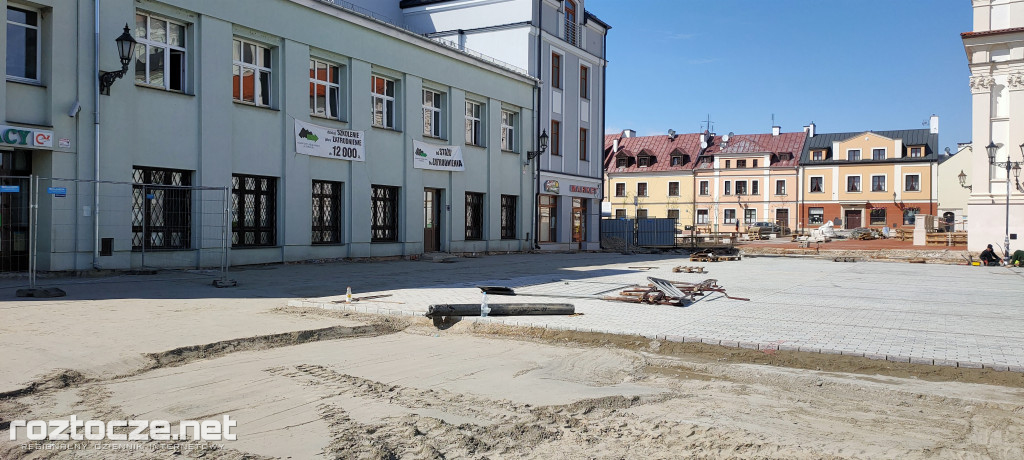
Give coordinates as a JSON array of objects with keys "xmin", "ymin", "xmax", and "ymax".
[
  {"xmin": 399, "ymin": 0, "xmax": 450, "ymax": 8},
  {"xmin": 799, "ymin": 129, "xmax": 939, "ymax": 165}
]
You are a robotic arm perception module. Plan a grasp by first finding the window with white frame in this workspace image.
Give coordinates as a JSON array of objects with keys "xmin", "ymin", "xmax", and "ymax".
[
  {"xmin": 809, "ymin": 207, "xmax": 824, "ymax": 224},
  {"xmin": 847, "ymin": 149, "xmax": 861, "ymax": 161},
  {"xmin": 744, "ymin": 209, "xmax": 756, "ymax": 224},
  {"xmin": 637, "ymin": 182, "xmax": 647, "ymax": 196},
  {"xmin": 905, "ymin": 174, "xmax": 921, "ymax": 192},
  {"xmin": 699, "ymin": 180, "xmax": 709, "ymax": 196},
  {"xmin": 667, "ymin": 209, "xmax": 679, "ymax": 221},
  {"xmin": 724, "ymin": 209, "xmax": 736, "ymax": 224},
  {"xmin": 614, "ymin": 183, "xmax": 625, "ymax": 197},
  {"xmin": 752, "ymin": 180, "xmax": 759, "ymax": 195},
  {"xmin": 847, "ymin": 175, "xmax": 861, "ymax": 192},
  {"xmin": 135, "ymin": 13, "xmax": 187, "ymax": 91},
  {"xmin": 724, "ymin": 181, "xmax": 732, "ymax": 195},
  {"xmin": 310, "ymin": 58, "xmax": 341, "ymax": 119},
  {"xmin": 615, "ymin": 209, "xmax": 626, "ymax": 219},
  {"xmin": 735, "ymin": 180, "xmax": 748, "ymax": 195},
  {"xmin": 501, "ymin": 110, "xmax": 516, "ymax": 151},
  {"xmin": 775, "ymin": 179, "xmax": 786, "ymax": 195},
  {"xmin": 371, "ymin": 75, "xmax": 396, "ymax": 129},
  {"xmin": 871, "ymin": 175, "xmax": 886, "ymax": 192},
  {"xmin": 465, "ymin": 101, "xmax": 483, "ymax": 146},
  {"xmin": 810, "ymin": 176, "xmax": 824, "ymax": 193},
  {"xmin": 696, "ymin": 209, "xmax": 709, "ymax": 224},
  {"xmin": 551, "ymin": 53, "xmax": 562, "ymax": 89},
  {"xmin": 636, "ymin": 208, "xmax": 648, "ymax": 219},
  {"xmin": 872, "ymin": 148, "xmax": 885, "ymax": 160},
  {"xmin": 232, "ymin": 38, "xmax": 272, "ymax": 107},
  {"xmin": 668, "ymin": 182, "xmax": 679, "ymax": 196},
  {"xmin": 6, "ymin": 5, "xmax": 39, "ymax": 82},
  {"xmin": 422, "ymin": 89, "xmax": 443, "ymax": 138}
]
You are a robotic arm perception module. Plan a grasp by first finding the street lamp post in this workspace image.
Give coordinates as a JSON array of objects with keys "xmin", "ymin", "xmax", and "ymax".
[
  {"xmin": 526, "ymin": 130, "xmax": 549, "ymax": 249},
  {"xmin": 984, "ymin": 141, "xmax": 1024, "ymax": 260}
]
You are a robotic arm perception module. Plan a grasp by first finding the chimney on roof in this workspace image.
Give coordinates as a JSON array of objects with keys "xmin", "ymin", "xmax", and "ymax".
[
  {"xmin": 929, "ymin": 114, "xmax": 939, "ymax": 134},
  {"xmin": 803, "ymin": 122, "xmax": 816, "ymax": 138},
  {"xmin": 612, "ymin": 138, "xmax": 619, "ymax": 153},
  {"xmin": 772, "ymin": 126, "xmax": 781, "ymax": 136},
  {"xmin": 622, "ymin": 129, "xmax": 636, "ymax": 138}
]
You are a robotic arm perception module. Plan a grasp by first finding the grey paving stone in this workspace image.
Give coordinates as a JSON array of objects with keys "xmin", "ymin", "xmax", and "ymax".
[
  {"xmin": 934, "ymin": 359, "xmax": 958, "ymax": 367},
  {"xmin": 886, "ymin": 355, "xmax": 911, "ymax": 363},
  {"xmin": 957, "ymin": 361, "xmax": 984, "ymax": 369},
  {"xmin": 910, "ymin": 357, "xmax": 934, "ymax": 365}
]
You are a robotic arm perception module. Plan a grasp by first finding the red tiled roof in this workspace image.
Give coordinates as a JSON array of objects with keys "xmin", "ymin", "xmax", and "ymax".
[
  {"xmin": 961, "ymin": 27, "xmax": 1024, "ymax": 38},
  {"xmin": 602, "ymin": 133, "xmax": 703, "ymax": 172},
  {"xmin": 604, "ymin": 131, "xmax": 807, "ymax": 173}
]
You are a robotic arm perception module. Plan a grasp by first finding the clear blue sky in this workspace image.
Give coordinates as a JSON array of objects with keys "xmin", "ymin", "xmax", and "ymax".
[{"xmin": 587, "ymin": 0, "xmax": 972, "ymax": 154}]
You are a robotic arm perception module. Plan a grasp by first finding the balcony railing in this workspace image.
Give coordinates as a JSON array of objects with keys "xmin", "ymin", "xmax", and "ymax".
[{"xmin": 563, "ymin": 22, "xmax": 585, "ymax": 49}]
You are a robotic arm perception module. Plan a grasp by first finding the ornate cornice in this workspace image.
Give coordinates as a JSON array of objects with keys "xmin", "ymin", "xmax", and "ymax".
[
  {"xmin": 970, "ymin": 75, "xmax": 996, "ymax": 93},
  {"xmin": 1009, "ymin": 73, "xmax": 1024, "ymax": 89}
]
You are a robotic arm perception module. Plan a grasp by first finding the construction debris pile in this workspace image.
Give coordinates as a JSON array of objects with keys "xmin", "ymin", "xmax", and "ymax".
[{"xmin": 604, "ymin": 277, "xmax": 749, "ymax": 306}]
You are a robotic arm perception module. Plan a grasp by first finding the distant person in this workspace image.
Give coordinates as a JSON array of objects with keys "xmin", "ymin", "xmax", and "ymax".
[
  {"xmin": 980, "ymin": 244, "xmax": 1003, "ymax": 266},
  {"xmin": 1009, "ymin": 249, "xmax": 1024, "ymax": 267}
]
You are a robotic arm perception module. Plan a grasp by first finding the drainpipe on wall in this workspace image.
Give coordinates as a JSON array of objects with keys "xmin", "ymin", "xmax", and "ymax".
[
  {"xmin": 533, "ymin": 0, "xmax": 542, "ymax": 250},
  {"xmin": 598, "ymin": 27, "xmax": 608, "ymax": 250},
  {"xmin": 93, "ymin": 0, "xmax": 101, "ymax": 268}
]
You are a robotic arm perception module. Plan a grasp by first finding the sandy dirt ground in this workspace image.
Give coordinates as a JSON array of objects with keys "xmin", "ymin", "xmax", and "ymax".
[{"xmin": 2, "ymin": 308, "xmax": 1023, "ymax": 460}]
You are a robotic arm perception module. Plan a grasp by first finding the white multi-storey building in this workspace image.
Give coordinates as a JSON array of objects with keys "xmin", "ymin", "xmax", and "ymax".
[
  {"xmin": 962, "ymin": 0, "xmax": 1024, "ymax": 255},
  {"xmin": 1, "ymin": 0, "xmax": 537, "ymax": 272},
  {"xmin": 395, "ymin": 0, "xmax": 611, "ymax": 251}
]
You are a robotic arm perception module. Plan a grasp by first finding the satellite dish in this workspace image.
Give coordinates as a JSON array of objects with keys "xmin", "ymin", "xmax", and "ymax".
[
  {"xmin": 700, "ymin": 141, "xmax": 708, "ymax": 149},
  {"xmin": 722, "ymin": 134, "xmax": 730, "ymax": 142}
]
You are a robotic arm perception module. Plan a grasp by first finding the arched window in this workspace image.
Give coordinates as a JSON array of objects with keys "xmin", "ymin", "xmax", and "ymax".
[{"xmin": 565, "ymin": 0, "xmax": 577, "ymax": 45}]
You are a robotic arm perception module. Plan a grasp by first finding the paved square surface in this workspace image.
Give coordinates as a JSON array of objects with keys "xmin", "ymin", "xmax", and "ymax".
[{"xmin": 292, "ymin": 254, "xmax": 1024, "ymax": 371}]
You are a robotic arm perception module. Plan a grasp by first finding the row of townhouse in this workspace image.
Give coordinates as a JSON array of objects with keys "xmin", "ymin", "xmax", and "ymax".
[
  {"xmin": 1, "ymin": 0, "xmax": 583, "ymax": 272},
  {"xmin": 603, "ymin": 120, "xmax": 940, "ymax": 234}
]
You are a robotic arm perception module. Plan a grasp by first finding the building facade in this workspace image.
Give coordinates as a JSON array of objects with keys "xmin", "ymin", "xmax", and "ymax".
[
  {"xmin": 962, "ymin": 0, "xmax": 1024, "ymax": 254},
  {"xmin": 936, "ymin": 144, "xmax": 972, "ymax": 231},
  {"xmin": 692, "ymin": 129, "xmax": 804, "ymax": 234},
  {"xmin": 1, "ymin": 0, "xmax": 537, "ymax": 272},
  {"xmin": 398, "ymin": 0, "xmax": 610, "ymax": 251},
  {"xmin": 799, "ymin": 128, "xmax": 939, "ymax": 232},
  {"xmin": 603, "ymin": 131, "xmax": 699, "ymax": 226}
]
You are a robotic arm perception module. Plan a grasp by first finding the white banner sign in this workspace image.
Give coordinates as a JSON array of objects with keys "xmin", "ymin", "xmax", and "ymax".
[
  {"xmin": 413, "ymin": 140, "xmax": 464, "ymax": 171},
  {"xmin": 294, "ymin": 119, "xmax": 365, "ymax": 161}
]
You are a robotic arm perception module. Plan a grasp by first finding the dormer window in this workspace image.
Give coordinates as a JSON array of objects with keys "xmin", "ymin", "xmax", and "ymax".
[
  {"xmin": 638, "ymin": 155, "xmax": 650, "ymax": 167},
  {"xmin": 812, "ymin": 150, "xmax": 824, "ymax": 161},
  {"xmin": 616, "ymin": 157, "xmax": 627, "ymax": 168},
  {"xmin": 910, "ymin": 146, "xmax": 923, "ymax": 158},
  {"xmin": 564, "ymin": 0, "xmax": 578, "ymax": 46}
]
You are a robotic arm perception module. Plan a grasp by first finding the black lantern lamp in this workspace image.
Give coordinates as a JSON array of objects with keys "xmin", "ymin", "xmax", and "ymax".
[
  {"xmin": 526, "ymin": 130, "xmax": 549, "ymax": 163},
  {"xmin": 99, "ymin": 23, "xmax": 138, "ymax": 95},
  {"xmin": 958, "ymin": 170, "xmax": 971, "ymax": 191}
]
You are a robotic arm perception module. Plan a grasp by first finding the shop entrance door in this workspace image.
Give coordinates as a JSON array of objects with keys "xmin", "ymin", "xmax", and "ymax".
[
  {"xmin": 423, "ymin": 188, "xmax": 441, "ymax": 252},
  {"xmin": 571, "ymin": 198, "xmax": 586, "ymax": 244},
  {"xmin": 0, "ymin": 151, "xmax": 32, "ymax": 272},
  {"xmin": 844, "ymin": 210, "xmax": 862, "ymax": 229}
]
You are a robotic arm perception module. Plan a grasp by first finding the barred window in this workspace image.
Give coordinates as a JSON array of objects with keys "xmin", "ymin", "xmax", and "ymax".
[
  {"xmin": 501, "ymin": 195, "xmax": 517, "ymax": 239},
  {"xmin": 232, "ymin": 174, "xmax": 276, "ymax": 247},
  {"xmin": 311, "ymin": 180, "xmax": 341, "ymax": 245},
  {"xmin": 465, "ymin": 192, "xmax": 484, "ymax": 240},
  {"xmin": 371, "ymin": 185, "xmax": 399, "ymax": 242},
  {"xmin": 132, "ymin": 167, "xmax": 192, "ymax": 251}
]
